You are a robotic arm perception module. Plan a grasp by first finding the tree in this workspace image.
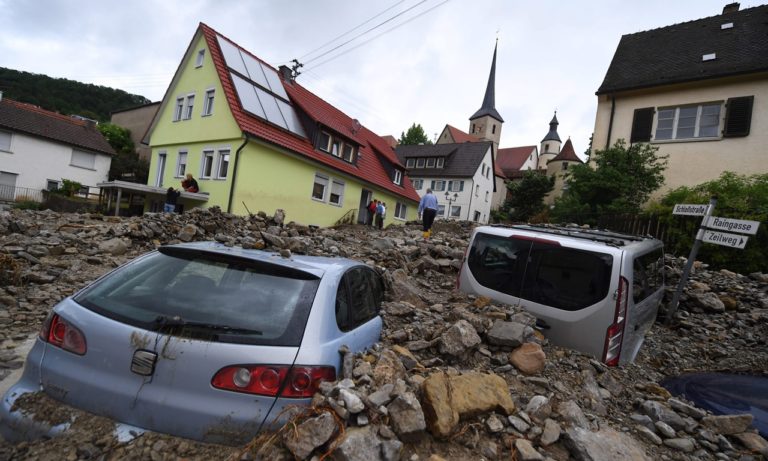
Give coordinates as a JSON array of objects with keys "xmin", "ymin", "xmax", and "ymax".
[
  {"xmin": 398, "ymin": 123, "xmax": 432, "ymax": 145},
  {"xmin": 503, "ymin": 171, "xmax": 555, "ymax": 222},
  {"xmin": 552, "ymin": 139, "xmax": 667, "ymax": 220},
  {"xmin": 98, "ymin": 123, "xmax": 149, "ymax": 183}
]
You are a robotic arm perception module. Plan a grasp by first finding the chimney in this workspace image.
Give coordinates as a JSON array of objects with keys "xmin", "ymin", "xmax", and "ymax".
[
  {"xmin": 722, "ymin": 2, "xmax": 739, "ymax": 14},
  {"xmin": 278, "ymin": 65, "xmax": 293, "ymax": 82}
]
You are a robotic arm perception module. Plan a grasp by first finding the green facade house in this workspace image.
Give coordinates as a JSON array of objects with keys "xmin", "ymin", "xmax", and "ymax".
[{"xmin": 144, "ymin": 23, "xmax": 419, "ymax": 226}]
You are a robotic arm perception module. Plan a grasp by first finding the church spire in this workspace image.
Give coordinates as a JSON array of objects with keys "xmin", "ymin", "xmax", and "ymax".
[
  {"xmin": 470, "ymin": 42, "xmax": 504, "ymax": 122},
  {"xmin": 541, "ymin": 111, "xmax": 561, "ymax": 142}
]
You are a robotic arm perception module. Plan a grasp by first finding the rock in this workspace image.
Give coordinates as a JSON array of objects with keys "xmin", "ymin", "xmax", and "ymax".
[
  {"xmin": 272, "ymin": 209, "xmax": 285, "ymax": 226},
  {"xmin": 387, "ymin": 269, "xmax": 427, "ymax": 308},
  {"xmin": 339, "ymin": 389, "xmax": 365, "ymax": 414},
  {"xmin": 719, "ymin": 295, "xmax": 738, "ymax": 310},
  {"xmin": 486, "ymin": 320, "xmax": 531, "ymax": 347},
  {"xmin": 558, "ymin": 400, "xmax": 590, "ymax": 429},
  {"xmin": 98, "ymin": 238, "xmax": 128, "ymax": 256},
  {"xmin": 640, "ymin": 400, "xmax": 687, "ymax": 431},
  {"xmin": 668, "ymin": 398, "xmax": 707, "ymax": 420},
  {"xmin": 485, "ymin": 414, "xmax": 505, "ymax": 433},
  {"xmin": 282, "ymin": 412, "xmax": 336, "ymax": 459},
  {"xmin": 421, "ymin": 372, "xmax": 515, "ymax": 438},
  {"xmin": 509, "ymin": 343, "xmax": 546, "ymax": 375},
  {"xmin": 260, "ymin": 232, "xmax": 285, "ymax": 248},
  {"xmin": 438, "ymin": 319, "xmax": 481, "ymax": 356},
  {"xmin": 701, "ymin": 413, "xmax": 754, "ymax": 435},
  {"xmin": 386, "ymin": 392, "xmax": 426, "ymax": 441},
  {"xmin": 371, "ymin": 238, "xmax": 394, "ymax": 252},
  {"xmin": 662, "ymin": 437, "xmax": 696, "ymax": 452},
  {"xmin": 367, "ymin": 384, "xmax": 394, "ymax": 408},
  {"xmin": 540, "ymin": 418, "xmax": 561, "ymax": 446},
  {"xmin": 333, "ymin": 425, "xmax": 382, "ymax": 461},
  {"xmin": 635, "ymin": 425, "xmax": 662, "ymax": 445},
  {"xmin": 564, "ymin": 427, "xmax": 651, "ymax": 461},
  {"xmin": 177, "ymin": 224, "xmax": 198, "ymax": 242},
  {"xmin": 514, "ymin": 439, "xmax": 543, "ymax": 461},
  {"xmin": 373, "ymin": 350, "xmax": 407, "ymax": 387},
  {"xmin": 525, "ymin": 395, "xmax": 551, "ymax": 424},
  {"xmin": 731, "ymin": 432, "xmax": 768, "ymax": 457},
  {"xmin": 691, "ymin": 291, "xmax": 725, "ymax": 312},
  {"xmin": 654, "ymin": 421, "xmax": 676, "ymax": 438},
  {"xmin": 380, "ymin": 439, "xmax": 403, "ymax": 461}
]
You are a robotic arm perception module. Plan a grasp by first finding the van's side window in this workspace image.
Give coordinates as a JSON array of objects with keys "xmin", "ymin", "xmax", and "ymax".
[
  {"xmin": 468, "ymin": 232, "xmax": 613, "ymax": 311},
  {"xmin": 632, "ymin": 248, "xmax": 664, "ymax": 303}
]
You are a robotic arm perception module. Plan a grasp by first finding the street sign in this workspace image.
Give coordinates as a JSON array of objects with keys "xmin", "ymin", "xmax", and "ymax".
[
  {"xmin": 673, "ymin": 204, "xmax": 710, "ymax": 216},
  {"xmin": 702, "ymin": 230, "xmax": 748, "ymax": 249},
  {"xmin": 705, "ymin": 216, "xmax": 760, "ymax": 235}
]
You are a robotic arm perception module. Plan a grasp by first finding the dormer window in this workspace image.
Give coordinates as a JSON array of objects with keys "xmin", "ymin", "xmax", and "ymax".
[
  {"xmin": 317, "ymin": 130, "xmax": 357, "ymax": 164},
  {"xmin": 406, "ymin": 158, "xmax": 415, "ymax": 168},
  {"xmin": 393, "ymin": 169, "xmax": 402, "ymax": 185},
  {"xmin": 426, "ymin": 158, "xmax": 436, "ymax": 168},
  {"xmin": 318, "ymin": 132, "xmax": 331, "ymax": 152},
  {"xmin": 416, "ymin": 158, "xmax": 425, "ymax": 168},
  {"xmin": 436, "ymin": 157, "xmax": 444, "ymax": 168}
]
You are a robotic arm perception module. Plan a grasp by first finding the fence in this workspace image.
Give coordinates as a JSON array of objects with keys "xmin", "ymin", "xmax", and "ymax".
[{"xmin": 0, "ymin": 185, "xmax": 45, "ymax": 204}]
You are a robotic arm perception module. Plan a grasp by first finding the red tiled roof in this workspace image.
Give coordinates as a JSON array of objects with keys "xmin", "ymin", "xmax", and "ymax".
[
  {"xmin": 497, "ymin": 146, "xmax": 537, "ymax": 175},
  {"xmin": 549, "ymin": 138, "xmax": 583, "ymax": 163},
  {"xmin": 381, "ymin": 135, "xmax": 398, "ymax": 148},
  {"xmin": 0, "ymin": 98, "xmax": 115, "ymax": 156},
  {"xmin": 446, "ymin": 124, "xmax": 480, "ymax": 143},
  {"xmin": 200, "ymin": 24, "xmax": 418, "ymax": 203}
]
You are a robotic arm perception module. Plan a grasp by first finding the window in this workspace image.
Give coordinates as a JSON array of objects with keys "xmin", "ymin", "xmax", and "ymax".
[
  {"xmin": 562, "ymin": 162, "xmax": 568, "ymax": 171},
  {"xmin": 437, "ymin": 204, "xmax": 446, "ymax": 216},
  {"xmin": 426, "ymin": 158, "xmax": 436, "ymax": 168},
  {"xmin": 217, "ymin": 149, "xmax": 230, "ymax": 179},
  {"xmin": 0, "ymin": 130, "xmax": 11, "ymax": 151},
  {"xmin": 329, "ymin": 180, "xmax": 344, "ymax": 206},
  {"xmin": 416, "ymin": 158, "xmax": 425, "ymax": 168},
  {"xmin": 342, "ymin": 144, "xmax": 355, "ymax": 162},
  {"xmin": 448, "ymin": 180, "xmax": 464, "ymax": 192},
  {"xmin": 71, "ymin": 149, "xmax": 96, "ymax": 169},
  {"xmin": 412, "ymin": 178, "xmax": 423, "ymax": 190},
  {"xmin": 77, "ymin": 185, "xmax": 90, "ymax": 197},
  {"xmin": 406, "ymin": 158, "xmax": 415, "ymax": 168},
  {"xmin": 395, "ymin": 202, "xmax": 407, "ymax": 220},
  {"xmin": 630, "ymin": 107, "xmax": 655, "ymax": 143},
  {"xmin": 654, "ymin": 103, "xmax": 721, "ymax": 140},
  {"xmin": 475, "ymin": 185, "xmax": 479, "ymax": 196},
  {"xmin": 46, "ymin": 180, "xmax": 60, "ymax": 191},
  {"xmin": 156, "ymin": 152, "xmax": 166, "ymax": 187},
  {"xmin": 330, "ymin": 139, "xmax": 342, "ymax": 157},
  {"xmin": 632, "ymin": 248, "xmax": 664, "ymax": 304},
  {"xmin": 492, "ymin": 124, "xmax": 496, "ymax": 134},
  {"xmin": 393, "ymin": 169, "xmax": 402, "ymax": 185},
  {"xmin": 544, "ymin": 144, "xmax": 549, "ymax": 153},
  {"xmin": 184, "ymin": 94, "xmax": 195, "ymax": 120},
  {"xmin": 431, "ymin": 180, "xmax": 445, "ymax": 191},
  {"xmin": 176, "ymin": 151, "xmax": 188, "ymax": 177},
  {"xmin": 195, "ymin": 49, "xmax": 205, "ymax": 67},
  {"xmin": 203, "ymin": 89, "xmax": 215, "ymax": 116},
  {"xmin": 312, "ymin": 174, "xmax": 328, "ymax": 201},
  {"xmin": 335, "ymin": 268, "xmax": 382, "ymax": 332},
  {"xmin": 481, "ymin": 164, "xmax": 486, "ymax": 175},
  {"xmin": 174, "ymin": 97, "xmax": 184, "ymax": 121},
  {"xmin": 485, "ymin": 191, "xmax": 489, "ymax": 202},
  {"xmin": 471, "ymin": 123, "xmax": 476, "ymax": 133},
  {"xmin": 474, "ymin": 211, "xmax": 481, "ymax": 221},
  {"xmin": 201, "ymin": 150, "xmax": 214, "ymax": 178},
  {"xmin": 318, "ymin": 132, "xmax": 331, "ymax": 152},
  {"xmin": 450, "ymin": 205, "xmax": 461, "ymax": 218},
  {"xmin": 436, "ymin": 158, "xmax": 444, "ymax": 168}
]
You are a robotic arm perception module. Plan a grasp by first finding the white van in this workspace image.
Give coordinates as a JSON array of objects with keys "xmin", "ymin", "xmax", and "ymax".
[{"xmin": 459, "ymin": 225, "xmax": 665, "ymax": 366}]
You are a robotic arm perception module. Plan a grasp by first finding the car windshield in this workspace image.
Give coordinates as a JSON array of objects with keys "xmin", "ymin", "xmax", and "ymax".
[{"xmin": 74, "ymin": 247, "xmax": 320, "ymax": 346}]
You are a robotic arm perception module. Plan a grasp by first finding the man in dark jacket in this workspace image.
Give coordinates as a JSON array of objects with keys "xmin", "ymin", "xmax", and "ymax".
[{"xmin": 165, "ymin": 187, "xmax": 181, "ymax": 213}]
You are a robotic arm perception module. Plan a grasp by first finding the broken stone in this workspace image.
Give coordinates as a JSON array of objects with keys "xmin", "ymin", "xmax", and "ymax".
[
  {"xmin": 514, "ymin": 439, "xmax": 543, "ymax": 461},
  {"xmin": 662, "ymin": 437, "xmax": 695, "ymax": 452},
  {"xmin": 540, "ymin": 418, "xmax": 561, "ymax": 446},
  {"xmin": 564, "ymin": 427, "xmax": 651, "ymax": 461},
  {"xmin": 282, "ymin": 412, "xmax": 336, "ymax": 460},
  {"xmin": 486, "ymin": 320, "xmax": 531, "ymax": 347},
  {"xmin": 509, "ymin": 342, "xmax": 546, "ymax": 375},
  {"xmin": 701, "ymin": 413, "xmax": 754, "ymax": 435},
  {"xmin": 438, "ymin": 319, "xmax": 481, "ymax": 357},
  {"xmin": 386, "ymin": 392, "xmax": 426, "ymax": 441},
  {"xmin": 333, "ymin": 425, "xmax": 382, "ymax": 461}
]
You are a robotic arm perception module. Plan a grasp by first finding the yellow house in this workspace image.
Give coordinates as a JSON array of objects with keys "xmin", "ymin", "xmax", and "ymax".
[
  {"xmin": 591, "ymin": 3, "xmax": 768, "ymax": 198},
  {"xmin": 145, "ymin": 23, "xmax": 419, "ymax": 226}
]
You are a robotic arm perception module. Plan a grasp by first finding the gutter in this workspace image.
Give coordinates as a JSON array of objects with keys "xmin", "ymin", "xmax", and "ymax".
[
  {"xmin": 227, "ymin": 133, "xmax": 251, "ymax": 214},
  {"xmin": 605, "ymin": 96, "xmax": 616, "ymax": 150}
]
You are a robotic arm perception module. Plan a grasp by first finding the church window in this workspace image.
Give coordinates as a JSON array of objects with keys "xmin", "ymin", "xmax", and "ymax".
[
  {"xmin": 492, "ymin": 124, "xmax": 496, "ymax": 134},
  {"xmin": 562, "ymin": 162, "xmax": 569, "ymax": 171},
  {"xmin": 471, "ymin": 123, "xmax": 476, "ymax": 133}
]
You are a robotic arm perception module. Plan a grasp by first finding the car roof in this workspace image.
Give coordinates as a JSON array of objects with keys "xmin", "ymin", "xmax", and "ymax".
[
  {"xmin": 164, "ymin": 241, "xmax": 365, "ymax": 277},
  {"xmin": 481, "ymin": 224, "xmax": 662, "ymax": 250}
]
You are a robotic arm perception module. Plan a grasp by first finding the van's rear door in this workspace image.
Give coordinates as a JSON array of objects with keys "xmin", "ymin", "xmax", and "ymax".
[{"xmin": 620, "ymin": 246, "xmax": 665, "ymax": 364}]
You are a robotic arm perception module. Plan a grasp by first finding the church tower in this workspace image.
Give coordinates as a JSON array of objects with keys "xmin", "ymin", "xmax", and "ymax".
[
  {"xmin": 538, "ymin": 112, "xmax": 562, "ymax": 169},
  {"xmin": 468, "ymin": 42, "xmax": 503, "ymax": 158}
]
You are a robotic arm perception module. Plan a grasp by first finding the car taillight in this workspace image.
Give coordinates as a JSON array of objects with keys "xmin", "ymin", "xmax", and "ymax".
[
  {"xmin": 40, "ymin": 312, "xmax": 87, "ymax": 355},
  {"xmin": 603, "ymin": 276, "xmax": 628, "ymax": 367},
  {"xmin": 212, "ymin": 365, "xmax": 336, "ymax": 398}
]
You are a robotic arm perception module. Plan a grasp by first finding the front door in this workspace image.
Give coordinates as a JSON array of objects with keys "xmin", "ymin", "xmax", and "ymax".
[{"xmin": 358, "ymin": 189, "xmax": 372, "ymax": 224}]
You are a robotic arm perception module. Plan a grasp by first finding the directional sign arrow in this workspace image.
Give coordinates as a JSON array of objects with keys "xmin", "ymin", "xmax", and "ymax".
[{"xmin": 702, "ymin": 230, "xmax": 749, "ymax": 249}]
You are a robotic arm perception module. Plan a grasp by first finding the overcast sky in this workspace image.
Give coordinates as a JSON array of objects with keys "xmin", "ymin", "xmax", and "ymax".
[{"xmin": 0, "ymin": 0, "xmax": 755, "ymax": 158}]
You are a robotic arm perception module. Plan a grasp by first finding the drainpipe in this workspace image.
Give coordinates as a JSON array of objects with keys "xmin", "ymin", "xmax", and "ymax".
[
  {"xmin": 605, "ymin": 95, "xmax": 616, "ymax": 150},
  {"xmin": 227, "ymin": 134, "xmax": 251, "ymax": 214}
]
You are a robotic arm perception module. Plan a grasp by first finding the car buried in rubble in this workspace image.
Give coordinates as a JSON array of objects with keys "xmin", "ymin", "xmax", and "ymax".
[{"xmin": 0, "ymin": 242, "xmax": 384, "ymax": 444}]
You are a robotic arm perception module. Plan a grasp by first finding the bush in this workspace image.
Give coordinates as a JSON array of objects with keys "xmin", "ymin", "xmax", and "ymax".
[{"xmin": 12, "ymin": 200, "xmax": 41, "ymax": 210}]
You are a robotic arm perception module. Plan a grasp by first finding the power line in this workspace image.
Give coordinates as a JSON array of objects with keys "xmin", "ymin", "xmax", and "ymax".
[
  {"xmin": 303, "ymin": 0, "xmax": 429, "ymax": 65},
  {"xmin": 304, "ymin": 0, "xmax": 451, "ymax": 72},
  {"xmin": 298, "ymin": 0, "xmax": 407, "ymax": 62}
]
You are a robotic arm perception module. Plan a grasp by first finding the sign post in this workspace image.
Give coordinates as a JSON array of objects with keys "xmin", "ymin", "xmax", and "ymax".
[{"xmin": 666, "ymin": 197, "xmax": 716, "ymax": 324}]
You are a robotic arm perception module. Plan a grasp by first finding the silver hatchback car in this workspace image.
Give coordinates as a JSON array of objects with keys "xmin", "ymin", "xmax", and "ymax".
[
  {"xmin": 1, "ymin": 242, "xmax": 383, "ymax": 444},
  {"xmin": 459, "ymin": 225, "xmax": 665, "ymax": 366}
]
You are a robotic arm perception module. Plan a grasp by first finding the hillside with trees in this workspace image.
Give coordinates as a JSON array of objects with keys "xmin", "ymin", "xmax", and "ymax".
[{"xmin": 0, "ymin": 67, "xmax": 151, "ymax": 121}]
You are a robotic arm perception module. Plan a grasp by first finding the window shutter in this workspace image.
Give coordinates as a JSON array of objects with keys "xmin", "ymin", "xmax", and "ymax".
[
  {"xmin": 459, "ymin": 181, "xmax": 464, "ymax": 192},
  {"xmin": 630, "ymin": 107, "xmax": 654, "ymax": 143},
  {"xmin": 723, "ymin": 96, "xmax": 754, "ymax": 137}
]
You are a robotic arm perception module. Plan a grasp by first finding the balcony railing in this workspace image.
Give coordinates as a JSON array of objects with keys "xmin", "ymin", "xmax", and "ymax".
[{"xmin": 0, "ymin": 185, "xmax": 44, "ymax": 204}]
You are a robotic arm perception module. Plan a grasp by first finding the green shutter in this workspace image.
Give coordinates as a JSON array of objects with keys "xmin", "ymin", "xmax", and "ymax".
[{"xmin": 723, "ymin": 96, "xmax": 754, "ymax": 138}]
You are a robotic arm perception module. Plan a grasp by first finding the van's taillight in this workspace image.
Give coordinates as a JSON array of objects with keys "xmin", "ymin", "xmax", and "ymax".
[
  {"xmin": 212, "ymin": 365, "xmax": 335, "ymax": 398},
  {"xmin": 39, "ymin": 312, "xmax": 87, "ymax": 355},
  {"xmin": 603, "ymin": 276, "xmax": 628, "ymax": 366}
]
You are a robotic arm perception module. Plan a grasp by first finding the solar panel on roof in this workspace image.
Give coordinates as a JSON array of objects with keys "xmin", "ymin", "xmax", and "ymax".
[
  {"xmin": 217, "ymin": 37, "xmax": 248, "ymax": 77},
  {"xmin": 231, "ymin": 73, "xmax": 266, "ymax": 119},
  {"xmin": 254, "ymin": 86, "xmax": 287, "ymax": 130},
  {"xmin": 276, "ymin": 99, "xmax": 306, "ymax": 137},
  {"xmin": 240, "ymin": 52, "xmax": 271, "ymax": 90},
  {"xmin": 262, "ymin": 66, "xmax": 289, "ymax": 100}
]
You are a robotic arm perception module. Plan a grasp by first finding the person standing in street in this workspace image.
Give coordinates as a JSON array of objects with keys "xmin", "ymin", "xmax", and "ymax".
[
  {"xmin": 367, "ymin": 199, "xmax": 377, "ymax": 226},
  {"xmin": 164, "ymin": 187, "xmax": 181, "ymax": 213},
  {"xmin": 378, "ymin": 202, "xmax": 387, "ymax": 230},
  {"xmin": 417, "ymin": 189, "xmax": 439, "ymax": 239}
]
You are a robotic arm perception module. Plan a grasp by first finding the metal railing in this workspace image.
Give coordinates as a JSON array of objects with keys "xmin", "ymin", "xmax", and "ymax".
[
  {"xmin": 0, "ymin": 185, "xmax": 44, "ymax": 204},
  {"xmin": 334, "ymin": 209, "xmax": 357, "ymax": 226}
]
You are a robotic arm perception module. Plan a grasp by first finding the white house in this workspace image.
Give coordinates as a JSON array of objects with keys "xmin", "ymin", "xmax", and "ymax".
[
  {"xmin": 0, "ymin": 95, "xmax": 114, "ymax": 201},
  {"xmin": 395, "ymin": 141, "xmax": 496, "ymax": 223}
]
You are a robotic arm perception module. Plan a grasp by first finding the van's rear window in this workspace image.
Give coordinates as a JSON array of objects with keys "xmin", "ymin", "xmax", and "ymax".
[
  {"xmin": 632, "ymin": 247, "xmax": 664, "ymax": 303},
  {"xmin": 468, "ymin": 232, "xmax": 613, "ymax": 311},
  {"xmin": 74, "ymin": 250, "xmax": 320, "ymax": 346}
]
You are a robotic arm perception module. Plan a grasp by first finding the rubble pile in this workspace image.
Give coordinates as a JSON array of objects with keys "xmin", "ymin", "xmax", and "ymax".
[{"xmin": 0, "ymin": 208, "xmax": 766, "ymax": 460}]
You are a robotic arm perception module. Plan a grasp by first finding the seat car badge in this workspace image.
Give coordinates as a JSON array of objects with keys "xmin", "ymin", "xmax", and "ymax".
[{"xmin": 131, "ymin": 349, "xmax": 158, "ymax": 376}]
